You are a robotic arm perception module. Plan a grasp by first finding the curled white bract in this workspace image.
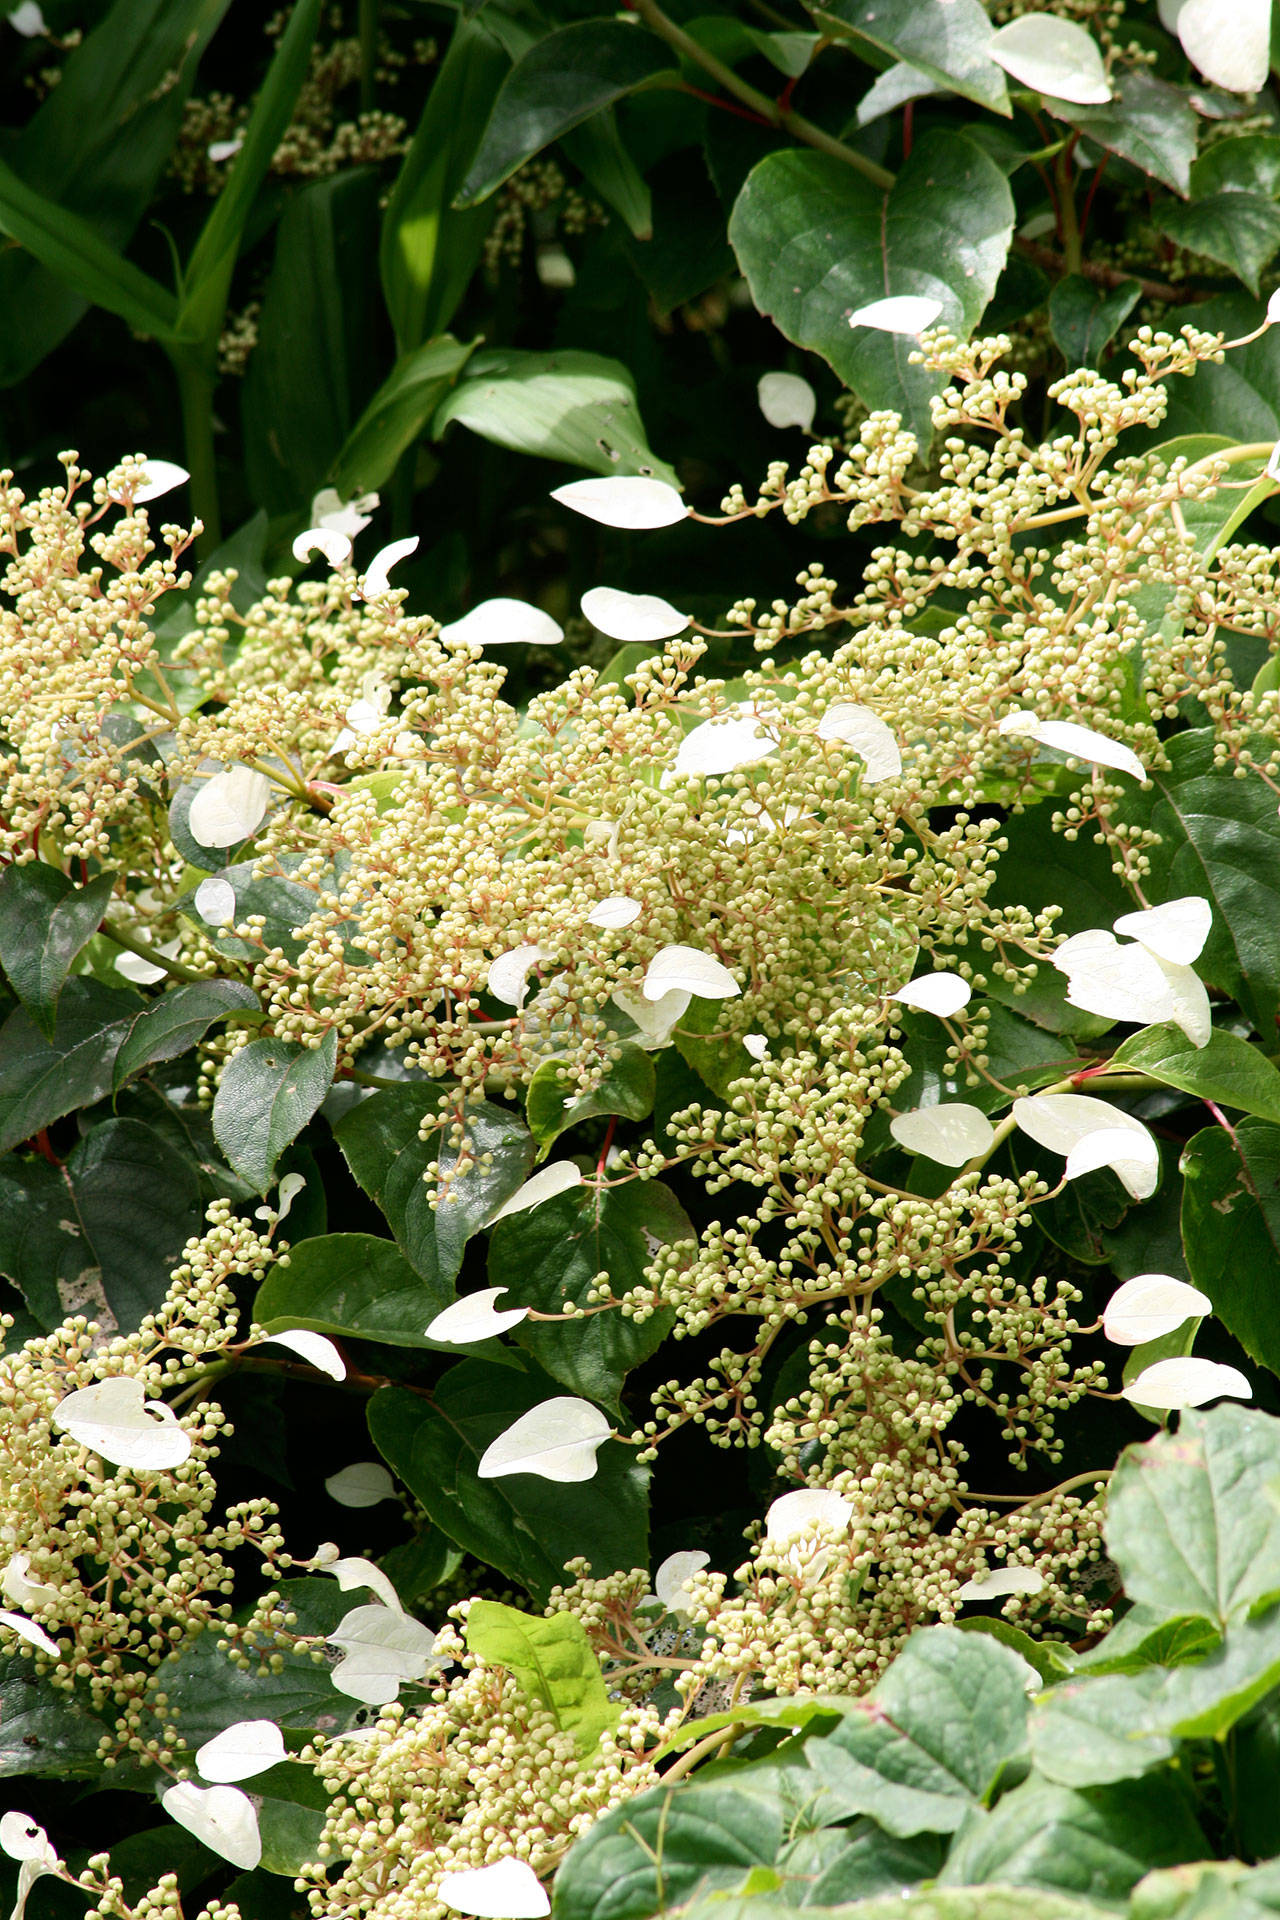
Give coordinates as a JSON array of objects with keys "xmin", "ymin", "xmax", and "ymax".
[
  {"xmin": 53, "ymin": 1378, "xmax": 192, "ymax": 1472},
  {"xmin": 642, "ymin": 944, "xmax": 739, "ymax": 1001},
  {"xmin": 427, "ymin": 1287, "xmax": 530, "ymax": 1343}
]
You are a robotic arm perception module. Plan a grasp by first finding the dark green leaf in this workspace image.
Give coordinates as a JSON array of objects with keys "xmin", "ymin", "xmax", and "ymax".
[
  {"xmin": 456, "ymin": 21, "xmax": 678, "ymax": 205},
  {"xmin": 809, "ymin": 0, "xmax": 1009, "ymax": 113},
  {"xmin": 0, "ymin": 1653, "xmax": 112, "ymax": 1778},
  {"xmin": 561, "ymin": 112, "xmax": 653, "ymax": 240},
  {"xmin": 255, "ymin": 1765, "xmax": 328, "ymax": 1877},
  {"xmin": 211, "ymin": 1030, "xmax": 338, "ymax": 1192},
  {"xmin": 1048, "ymin": 72, "xmax": 1198, "ymax": 197},
  {"xmin": 1048, "ymin": 274, "xmax": 1141, "ymax": 370},
  {"xmin": 0, "ymin": 863, "xmax": 115, "ymax": 1040},
  {"xmin": 0, "ymin": 978, "xmax": 143, "ymax": 1154},
  {"xmin": 0, "ymin": 1157, "xmax": 85, "ymax": 1328},
  {"xmin": 729, "ymin": 131, "xmax": 1014, "ymax": 445},
  {"xmin": 464, "ymin": 1600, "xmax": 620, "ymax": 1749},
  {"xmin": 1117, "ymin": 730, "xmax": 1280, "ymax": 1035},
  {"xmin": 0, "ymin": 154, "xmax": 177, "ymax": 343},
  {"xmin": 805, "ymin": 1627, "xmax": 1034, "ymax": 1836},
  {"xmin": 672, "ymin": 993, "xmax": 758, "ymax": 1099},
  {"xmin": 1158, "ymin": 135, "xmax": 1280, "ymax": 294},
  {"xmin": 499, "ymin": 1178, "xmax": 689, "ymax": 1410},
  {"xmin": 366, "ymin": 1361, "xmax": 649, "ymax": 1601},
  {"xmin": 334, "ymin": 1088, "xmax": 535, "ymax": 1285},
  {"xmin": 62, "ymin": 1118, "xmax": 203, "ymax": 1330},
  {"xmin": 526, "ymin": 1044, "xmax": 655, "ymax": 1149},
  {"xmin": 113, "ymin": 981, "xmax": 261, "ymax": 1092},
  {"xmin": 1142, "ymin": 293, "xmax": 1278, "ymax": 443},
  {"xmin": 1182, "ymin": 1122, "xmax": 1280, "ymax": 1376},
  {"xmin": 435, "ymin": 348, "xmax": 677, "ymax": 483},
  {"xmin": 253, "ymin": 1231, "xmax": 449, "ymax": 1347},
  {"xmin": 1111, "ymin": 1023, "xmax": 1280, "ymax": 1123},
  {"xmin": 381, "ymin": 17, "xmax": 510, "ymax": 349},
  {"xmin": 329, "ymin": 335, "xmax": 479, "ymax": 499}
]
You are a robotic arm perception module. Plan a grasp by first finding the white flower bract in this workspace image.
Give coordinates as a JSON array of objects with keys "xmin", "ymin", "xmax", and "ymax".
[
  {"xmin": 258, "ymin": 1330, "xmax": 346, "ymax": 1380},
  {"xmin": 361, "ymin": 536, "xmax": 419, "ymax": 600},
  {"xmin": 816, "ymin": 703, "xmax": 902, "ymax": 779},
  {"xmin": 476, "ymin": 1397, "xmax": 612, "ymax": 1483},
  {"xmin": 439, "ymin": 1859, "xmax": 550, "ymax": 1919},
  {"xmin": 988, "ymin": 14, "xmax": 1111, "ymax": 102},
  {"xmin": 890, "ymin": 1103, "xmax": 995, "ymax": 1166},
  {"xmin": 194, "ymin": 876, "xmax": 237, "ymax": 927},
  {"xmin": 161, "ymin": 1783, "xmax": 262, "ymax": 1871},
  {"xmin": 53, "ymin": 1378, "xmax": 192, "ymax": 1472},
  {"xmin": 292, "ymin": 527, "xmax": 353, "ymax": 568},
  {"xmin": 1175, "ymin": 0, "xmax": 1268, "ymax": 90},
  {"xmin": 1012, "ymin": 1093, "xmax": 1160, "ymax": 1200},
  {"xmin": 642, "ymin": 944, "xmax": 740, "ymax": 1001},
  {"xmin": 327, "ymin": 1605, "xmax": 438, "ymax": 1704},
  {"xmin": 550, "ymin": 476, "xmax": 686, "ymax": 529},
  {"xmin": 654, "ymin": 1549, "xmax": 712, "ymax": 1618},
  {"xmin": 997, "ymin": 710, "xmax": 1144, "ymax": 781},
  {"xmin": 757, "ymin": 371, "xmax": 817, "ymax": 433},
  {"xmin": 439, "ymin": 598, "xmax": 564, "ymax": 649},
  {"xmin": 957, "ymin": 1565, "xmax": 1046, "ymax": 1601},
  {"xmin": 847, "ymin": 296, "xmax": 944, "ymax": 335},
  {"xmin": 427, "ymin": 1287, "xmax": 530, "ymax": 1343},
  {"xmin": 671, "ymin": 706, "xmax": 777, "ymax": 779},
  {"xmin": 195, "ymin": 1720, "xmax": 287, "ymax": 1784},
  {"xmin": 1103, "ymin": 1274, "xmax": 1212, "ymax": 1346},
  {"xmin": 488, "ymin": 1161, "xmax": 583, "ymax": 1222},
  {"xmin": 1123, "ymin": 1358, "xmax": 1252, "ymax": 1411},
  {"xmin": 580, "ymin": 586, "xmax": 688, "ymax": 641},
  {"xmin": 188, "ymin": 765, "xmax": 272, "ymax": 850},
  {"xmin": 325, "ymin": 1461, "xmax": 397, "ymax": 1508},
  {"xmin": 890, "ymin": 973, "xmax": 971, "ymax": 1018}
]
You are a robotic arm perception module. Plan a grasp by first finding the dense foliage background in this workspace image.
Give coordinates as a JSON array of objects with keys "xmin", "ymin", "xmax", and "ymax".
[{"xmin": 9, "ymin": 1, "xmax": 1280, "ymax": 1918}]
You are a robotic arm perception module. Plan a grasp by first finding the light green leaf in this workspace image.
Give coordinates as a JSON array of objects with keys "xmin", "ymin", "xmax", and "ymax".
[
  {"xmin": 1182, "ymin": 1122, "xmax": 1280, "ymax": 1377},
  {"xmin": 329, "ymin": 334, "xmax": 478, "ymax": 498},
  {"xmin": 253, "ymin": 1231, "xmax": 450, "ymax": 1348},
  {"xmin": 0, "ymin": 864, "xmax": 116, "ymax": 1040},
  {"xmin": 1111, "ymin": 1023, "xmax": 1280, "ymax": 1123},
  {"xmin": 464, "ymin": 1600, "xmax": 620, "ymax": 1750},
  {"xmin": 211, "ymin": 1030, "xmax": 338, "ymax": 1192},
  {"xmin": 497, "ymin": 1178, "xmax": 689, "ymax": 1411},
  {"xmin": 809, "ymin": 0, "xmax": 1010, "ymax": 113},
  {"xmin": 728, "ymin": 131, "xmax": 1014, "ymax": 445},
  {"xmin": 0, "ymin": 978, "xmax": 143, "ymax": 1154},
  {"xmin": 805, "ymin": 1628, "xmax": 1034, "ymax": 1836},
  {"xmin": 434, "ymin": 348, "xmax": 677, "ymax": 483},
  {"xmin": 526, "ymin": 1044, "xmax": 655, "ymax": 1150},
  {"xmin": 366, "ymin": 1361, "xmax": 649, "ymax": 1602},
  {"xmin": 1029, "ymin": 1669, "xmax": 1177, "ymax": 1788},
  {"xmin": 334, "ymin": 1087, "xmax": 535, "ymax": 1286},
  {"xmin": 456, "ymin": 21, "xmax": 678, "ymax": 205},
  {"xmin": 381, "ymin": 17, "xmax": 510, "ymax": 351},
  {"xmin": 112, "ymin": 980, "xmax": 262, "ymax": 1092}
]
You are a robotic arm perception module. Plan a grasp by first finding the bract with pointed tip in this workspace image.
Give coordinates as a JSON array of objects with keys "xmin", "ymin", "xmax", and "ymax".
[
  {"xmin": 957, "ymin": 1565, "xmax": 1046, "ymax": 1601},
  {"xmin": 581, "ymin": 586, "xmax": 688, "ymax": 641},
  {"xmin": 195, "ymin": 1719, "xmax": 287, "ymax": 1784},
  {"xmin": 890, "ymin": 1103, "xmax": 994, "ymax": 1167},
  {"xmin": 654, "ymin": 1549, "xmax": 711, "ymax": 1618},
  {"xmin": 997, "ymin": 710, "xmax": 1143, "ymax": 781},
  {"xmin": 439, "ymin": 1859, "xmax": 550, "ymax": 1920},
  {"xmin": 323, "ymin": 1556, "xmax": 403, "ymax": 1612},
  {"xmin": 259, "ymin": 1329, "xmax": 346, "ymax": 1380},
  {"xmin": 292, "ymin": 527, "xmax": 352, "ymax": 568},
  {"xmin": 757, "ymin": 372, "xmax": 817, "ymax": 433},
  {"xmin": 426, "ymin": 1287, "xmax": 530, "ymax": 1344},
  {"xmin": 129, "ymin": 460, "xmax": 190, "ymax": 505},
  {"xmin": 847, "ymin": 295, "xmax": 944, "ymax": 335},
  {"xmin": 1064, "ymin": 1125, "xmax": 1160, "ymax": 1200},
  {"xmin": 611, "ymin": 985, "xmax": 691, "ymax": 1048},
  {"xmin": 477, "ymin": 1396, "xmax": 612, "ymax": 1483},
  {"xmin": 1013, "ymin": 1092, "xmax": 1160, "ymax": 1201},
  {"xmin": 189, "ymin": 766, "xmax": 272, "ymax": 849},
  {"xmin": 1, "ymin": 1554, "xmax": 57, "ymax": 1612},
  {"xmin": 0, "ymin": 1610, "xmax": 60, "ymax": 1658},
  {"xmin": 890, "ymin": 974, "xmax": 971, "ymax": 1018},
  {"xmin": 1114, "ymin": 896, "xmax": 1212, "ymax": 967},
  {"xmin": 439, "ymin": 598, "xmax": 564, "ymax": 649},
  {"xmin": 1103, "ymin": 1274, "xmax": 1211, "ymax": 1346},
  {"xmin": 488, "ymin": 944, "xmax": 552, "ymax": 1009},
  {"xmin": 765, "ymin": 1487, "xmax": 854, "ymax": 1544},
  {"xmin": 115, "ymin": 947, "xmax": 169, "ymax": 986},
  {"xmin": 989, "ymin": 14, "xmax": 1111, "ymax": 101},
  {"xmin": 161, "ymin": 1783, "xmax": 261, "ymax": 1871},
  {"xmin": 325, "ymin": 1461, "xmax": 397, "ymax": 1508},
  {"xmin": 362, "ymin": 536, "xmax": 418, "ymax": 599},
  {"xmin": 54, "ymin": 1378, "xmax": 192, "ymax": 1471},
  {"xmin": 642, "ymin": 944, "xmax": 739, "ymax": 1002},
  {"xmin": 815, "ymin": 703, "xmax": 902, "ymax": 779},
  {"xmin": 488, "ymin": 1161, "xmax": 583, "ymax": 1223},
  {"xmin": 551, "ymin": 477, "xmax": 685, "ymax": 529},
  {"xmin": 1123, "ymin": 1357, "xmax": 1252, "ymax": 1411}
]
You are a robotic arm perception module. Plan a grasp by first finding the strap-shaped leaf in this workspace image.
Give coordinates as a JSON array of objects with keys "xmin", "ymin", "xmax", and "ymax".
[{"xmin": 0, "ymin": 155, "xmax": 177, "ymax": 340}]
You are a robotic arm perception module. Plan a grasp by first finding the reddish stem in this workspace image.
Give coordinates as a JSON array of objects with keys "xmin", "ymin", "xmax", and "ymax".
[
  {"xmin": 31, "ymin": 1129, "xmax": 62, "ymax": 1168},
  {"xmin": 597, "ymin": 1116, "xmax": 618, "ymax": 1175},
  {"xmin": 902, "ymin": 98, "xmax": 914, "ymax": 160},
  {"xmin": 1078, "ymin": 152, "xmax": 1109, "ymax": 244},
  {"xmin": 677, "ymin": 81, "xmax": 774, "ymax": 127}
]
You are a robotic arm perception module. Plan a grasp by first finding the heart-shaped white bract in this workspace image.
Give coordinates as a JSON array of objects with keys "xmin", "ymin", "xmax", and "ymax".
[
  {"xmin": 765, "ymin": 1487, "xmax": 854, "ymax": 1545},
  {"xmin": 997, "ymin": 710, "xmax": 1143, "ymax": 781},
  {"xmin": 321, "ymin": 1556, "xmax": 403, "ymax": 1612},
  {"xmin": 6, "ymin": 4, "xmax": 46, "ymax": 34},
  {"xmin": 292, "ymin": 527, "xmax": 353, "ymax": 568},
  {"xmin": 1, "ymin": 1812, "xmax": 59, "ymax": 1920},
  {"xmin": 1052, "ymin": 928, "xmax": 1211, "ymax": 1049},
  {"xmin": 988, "ymin": 14, "xmax": 1111, "ymax": 101},
  {"xmin": 672, "ymin": 706, "xmax": 777, "ymax": 779},
  {"xmin": 195, "ymin": 1719, "xmax": 287, "ymax": 1784},
  {"xmin": 1, "ymin": 1554, "xmax": 57, "ymax": 1612},
  {"xmin": 113, "ymin": 947, "xmax": 168, "ymax": 986},
  {"xmin": 361, "ymin": 536, "xmax": 419, "ymax": 600},
  {"xmin": 890, "ymin": 973, "xmax": 971, "ymax": 1018},
  {"xmin": 585, "ymin": 894, "xmax": 641, "ymax": 930},
  {"xmin": 487, "ymin": 944, "xmax": 552, "ymax": 1010},
  {"xmin": 847, "ymin": 295, "xmax": 944, "ymax": 335},
  {"xmin": 551, "ymin": 477, "xmax": 686, "ymax": 530},
  {"xmin": 325, "ymin": 1460, "xmax": 397, "ymax": 1508},
  {"xmin": 642, "ymin": 944, "xmax": 739, "ymax": 1002},
  {"xmin": 815, "ymin": 703, "xmax": 903, "ymax": 780},
  {"xmin": 427, "ymin": 1287, "xmax": 530, "ymax": 1344},
  {"xmin": 1175, "ymin": 0, "xmax": 1268, "ymax": 90},
  {"xmin": 580, "ymin": 586, "xmax": 688, "ymax": 642},
  {"xmin": 891, "ymin": 1103, "xmax": 994, "ymax": 1167},
  {"xmin": 439, "ymin": 598, "xmax": 564, "ymax": 649},
  {"xmin": 1123, "ymin": 1357, "xmax": 1252, "ymax": 1412},
  {"xmin": 54, "ymin": 1377, "xmax": 192, "ymax": 1472},
  {"xmin": 757, "ymin": 372, "xmax": 817, "ymax": 433},
  {"xmin": 189, "ymin": 766, "xmax": 272, "ymax": 850},
  {"xmin": 1013, "ymin": 1093, "xmax": 1160, "ymax": 1201},
  {"xmin": 611, "ymin": 984, "xmax": 691, "ymax": 1048},
  {"xmin": 743, "ymin": 1032, "xmax": 769, "ymax": 1061},
  {"xmin": 312, "ymin": 487, "xmax": 378, "ymax": 539},
  {"xmin": 195, "ymin": 876, "xmax": 237, "ymax": 927},
  {"xmin": 328, "ymin": 1604, "xmax": 438, "ymax": 1704},
  {"xmin": 957, "ymin": 1564, "xmax": 1046, "ymax": 1602},
  {"xmin": 0, "ymin": 1610, "xmax": 60, "ymax": 1658},
  {"xmin": 654, "ymin": 1549, "xmax": 712, "ymax": 1618},
  {"xmin": 129, "ymin": 459, "xmax": 190, "ymax": 505},
  {"xmin": 258, "ymin": 1330, "xmax": 346, "ymax": 1380},
  {"xmin": 1114, "ymin": 896, "xmax": 1212, "ymax": 968},
  {"xmin": 477, "ymin": 1397, "xmax": 612, "ymax": 1483},
  {"xmin": 161, "ymin": 1782, "xmax": 262, "ymax": 1871},
  {"xmin": 1103, "ymin": 1274, "xmax": 1212, "ymax": 1346},
  {"xmin": 439, "ymin": 1859, "xmax": 551, "ymax": 1919},
  {"xmin": 488, "ymin": 1161, "xmax": 583, "ymax": 1223}
]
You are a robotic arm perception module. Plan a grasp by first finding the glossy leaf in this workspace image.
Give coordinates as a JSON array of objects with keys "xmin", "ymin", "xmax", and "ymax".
[
  {"xmin": 463, "ymin": 1600, "xmax": 620, "ymax": 1750},
  {"xmin": 253, "ymin": 1232, "xmax": 451, "ymax": 1348},
  {"xmin": 1182, "ymin": 1120, "xmax": 1280, "ymax": 1377},
  {"xmin": 496, "ymin": 1179, "xmax": 689, "ymax": 1410},
  {"xmin": 810, "ymin": 0, "xmax": 1009, "ymax": 113},
  {"xmin": 329, "ymin": 335, "xmax": 478, "ymax": 498},
  {"xmin": 61, "ymin": 1119, "xmax": 203, "ymax": 1331},
  {"xmin": 435, "ymin": 348, "xmax": 676, "ymax": 484},
  {"xmin": 525, "ymin": 1044, "xmax": 655, "ymax": 1150},
  {"xmin": 1111, "ymin": 1023, "xmax": 1280, "ymax": 1122},
  {"xmin": 210, "ymin": 1030, "xmax": 338, "ymax": 1193},
  {"xmin": 0, "ymin": 979, "xmax": 143, "ymax": 1154},
  {"xmin": 729, "ymin": 132, "xmax": 1014, "ymax": 444},
  {"xmin": 0, "ymin": 154, "xmax": 177, "ymax": 344},
  {"xmin": 1047, "ymin": 274, "xmax": 1141, "ymax": 370},
  {"xmin": 1048, "ymin": 72, "xmax": 1198, "ymax": 197},
  {"xmin": 112, "ymin": 981, "xmax": 261, "ymax": 1092},
  {"xmin": 366, "ymin": 1361, "xmax": 649, "ymax": 1601},
  {"xmin": 0, "ymin": 865, "xmax": 115, "ymax": 1041},
  {"xmin": 456, "ymin": 21, "xmax": 678, "ymax": 205},
  {"xmin": 1157, "ymin": 135, "xmax": 1280, "ymax": 293}
]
